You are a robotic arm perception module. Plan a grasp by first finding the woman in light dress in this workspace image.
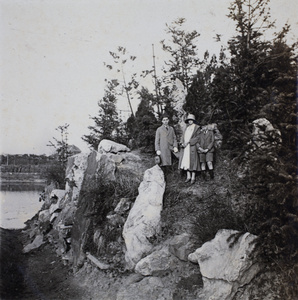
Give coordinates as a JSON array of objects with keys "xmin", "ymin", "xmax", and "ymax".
[{"xmin": 178, "ymin": 114, "xmax": 201, "ymax": 184}]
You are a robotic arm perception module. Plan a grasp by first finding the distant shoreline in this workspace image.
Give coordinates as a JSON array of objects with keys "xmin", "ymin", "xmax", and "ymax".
[
  {"xmin": 0, "ymin": 179, "xmax": 47, "ymax": 183},
  {"xmin": 1, "ymin": 171, "xmax": 47, "ymax": 184}
]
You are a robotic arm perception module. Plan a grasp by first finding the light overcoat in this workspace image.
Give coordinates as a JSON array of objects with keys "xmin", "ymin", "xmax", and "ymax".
[
  {"xmin": 155, "ymin": 125, "xmax": 178, "ymax": 166},
  {"xmin": 178, "ymin": 124, "xmax": 201, "ymax": 171}
]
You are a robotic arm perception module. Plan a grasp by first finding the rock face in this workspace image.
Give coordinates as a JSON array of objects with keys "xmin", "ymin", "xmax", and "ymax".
[
  {"xmin": 65, "ymin": 152, "xmax": 89, "ymax": 203},
  {"xmin": 188, "ymin": 229, "xmax": 259, "ymax": 300},
  {"xmin": 250, "ymin": 118, "xmax": 281, "ymax": 151},
  {"xmin": 71, "ymin": 150, "xmax": 116, "ymax": 267},
  {"xmin": 123, "ymin": 165, "xmax": 165, "ymax": 269}
]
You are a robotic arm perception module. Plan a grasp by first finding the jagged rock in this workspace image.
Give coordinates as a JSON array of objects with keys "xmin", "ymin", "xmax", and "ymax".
[
  {"xmin": 54, "ymin": 203, "xmax": 76, "ymax": 226},
  {"xmin": 23, "ymin": 235, "xmax": 45, "ymax": 253},
  {"xmin": 56, "ymin": 239, "xmax": 68, "ymax": 256},
  {"xmin": 188, "ymin": 229, "xmax": 259, "ymax": 300},
  {"xmin": 122, "ymin": 165, "xmax": 165, "ymax": 269},
  {"xmin": 116, "ymin": 276, "xmax": 172, "ymax": 300},
  {"xmin": 98, "ymin": 139, "xmax": 130, "ymax": 154},
  {"xmin": 96, "ymin": 153, "xmax": 116, "ymax": 181},
  {"xmin": 135, "ymin": 247, "xmax": 180, "ymax": 276},
  {"xmin": 65, "ymin": 152, "xmax": 89, "ymax": 202},
  {"xmin": 49, "ymin": 203, "xmax": 61, "ymax": 215},
  {"xmin": 114, "ymin": 198, "xmax": 132, "ymax": 214},
  {"xmin": 106, "ymin": 213, "xmax": 125, "ymax": 227},
  {"xmin": 169, "ymin": 233, "xmax": 195, "ymax": 261},
  {"xmin": 120, "ymin": 152, "xmax": 142, "ymax": 163},
  {"xmin": 250, "ymin": 118, "xmax": 281, "ymax": 150},
  {"xmin": 107, "ymin": 153, "xmax": 124, "ymax": 164},
  {"xmin": 116, "ymin": 152, "xmax": 144, "ymax": 176},
  {"xmin": 50, "ymin": 212, "xmax": 59, "ymax": 223},
  {"xmin": 38, "ymin": 209, "xmax": 51, "ymax": 223},
  {"xmin": 50, "ymin": 189, "xmax": 67, "ymax": 203},
  {"xmin": 71, "ymin": 150, "xmax": 116, "ymax": 267}
]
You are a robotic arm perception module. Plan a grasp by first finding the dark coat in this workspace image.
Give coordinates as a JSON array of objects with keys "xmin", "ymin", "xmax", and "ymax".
[
  {"xmin": 197, "ymin": 129, "xmax": 215, "ymax": 153},
  {"xmin": 178, "ymin": 124, "xmax": 201, "ymax": 171},
  {"xmin": 155, "ymin": 125, "xmax": 178, "ymax": 166}
]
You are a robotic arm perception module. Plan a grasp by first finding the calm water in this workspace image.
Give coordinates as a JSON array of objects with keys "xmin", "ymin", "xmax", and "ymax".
[{"xmin": 0, "ymin": 183, "xmax": 45, "ymax": 229}]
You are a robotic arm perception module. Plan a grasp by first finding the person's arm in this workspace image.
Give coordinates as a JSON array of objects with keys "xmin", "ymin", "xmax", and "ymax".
[
  {"xmin": 206, "ymin": 131, "xmax": 215, "ymax": 151},
  {"xmin": 155, "ymin": 128, "xmax": 161, "ymax": 155},
  {"xmin": 172, "ymin": 128, "xmax": 178, "ymax": 152},
  {"xmin": 189, "ymin": 126, "xmax": 200, "ymax": 145}
]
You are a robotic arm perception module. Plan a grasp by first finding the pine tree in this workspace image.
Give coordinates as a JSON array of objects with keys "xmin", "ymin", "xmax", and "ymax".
[
  {"xmin": 161, "ymin": 18, "xmax": 200, "ymax": 91},
  {"xmin": 126, "ymin": 87, "xmax": 158, "ymax": 152},
  {"xmin": 82, "ymin": 84, "xmax": 121, "ymax": 150}
]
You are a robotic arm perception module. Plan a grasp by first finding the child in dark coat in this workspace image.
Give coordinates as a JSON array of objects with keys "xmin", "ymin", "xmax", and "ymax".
[{"xmin": 196, "ymin": 125, "xmax": 215, "ymax": 179}]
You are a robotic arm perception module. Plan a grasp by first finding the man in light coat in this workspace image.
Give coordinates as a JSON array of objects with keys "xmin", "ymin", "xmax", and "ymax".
[{"xmin": 155, "ymin": 114, "xmax": 178, "ymax": 174}]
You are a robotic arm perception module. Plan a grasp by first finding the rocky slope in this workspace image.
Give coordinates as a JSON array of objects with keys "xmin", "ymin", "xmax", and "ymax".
[{"xmin": 2, "ymin": 139, "xmax": 288, "ymax": 299}]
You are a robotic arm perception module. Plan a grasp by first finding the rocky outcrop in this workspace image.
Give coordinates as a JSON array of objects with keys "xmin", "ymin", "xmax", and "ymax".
[
  {"xmin": 188, "ymin": 229, "xmax": 259, "ymax": 300},
  {"xmin": 123, "ymin": 165, "xmax": 165, "ymax": 269},
  {"xmin": 71, "ymin": 150, "xmax": 117, "ymax": 267},
  {"xmin": 250, "ymin": 118, "xmax": 281, "ymax": 151},
  {"xmin": 21, "ymin": 138, "xmax": 269, "ymax": 299}
]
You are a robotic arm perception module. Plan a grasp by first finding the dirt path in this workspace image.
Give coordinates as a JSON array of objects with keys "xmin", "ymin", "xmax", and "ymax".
[{"xmin": 0, "ymin": 228, "xmax": 89, "ymax": 300}]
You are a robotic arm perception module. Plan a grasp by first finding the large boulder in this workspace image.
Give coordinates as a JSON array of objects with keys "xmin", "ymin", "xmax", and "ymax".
[
  {"xmin": 98, "ymin": 139, "xmax": 130, "ymax": 154},
  {"xmin": 123, "ymin": 165, "xmax": 165, "ymax": 269},
  {"xmin": 188, "ymin": 229, "xmax": 259, "ymax": 300}
]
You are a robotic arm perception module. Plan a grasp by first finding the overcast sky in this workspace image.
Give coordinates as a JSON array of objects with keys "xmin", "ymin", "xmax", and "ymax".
[{"xmin": 1, "ymin": 0, "xmax": 297, "ymax": 155}]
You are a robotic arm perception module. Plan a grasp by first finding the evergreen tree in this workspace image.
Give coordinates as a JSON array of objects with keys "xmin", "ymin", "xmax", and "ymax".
[
  {"xmin": 216, "ymin": 0, "xmax": 278, "ymax": 148},
  {"xmin": 161, "ymin": 18, "xmax": 200, "ymax": 91},
  {"xmin": 184, "ymin": 51, "xmax": 218, "ymax": 124},
  {"xmin": 82, "ymin": 84, "xmax": 121, "ymax": 150},
  {"xmin": 219, "ymin": 1, "xmax": 298, "ymax": 295},
  {"xmin": 126, "ymin": 87, "xmax": 158, "ymax": 152}
]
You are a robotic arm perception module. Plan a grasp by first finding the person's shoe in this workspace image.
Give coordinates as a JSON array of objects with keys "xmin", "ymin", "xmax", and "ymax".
[
  {"xmin": 209, "ymin": 170, "xmax": 214, "ymax": 179},
  {"xmin": 185, "ymin": 178, "xmax": 191, "ymax": 183},
  {"xmin": 190, "ymin": 179, "xmax": 196, "ymax": 184}
]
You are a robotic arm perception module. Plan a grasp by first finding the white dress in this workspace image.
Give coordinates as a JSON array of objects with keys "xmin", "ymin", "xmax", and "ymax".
[{"xmin": 180, "ymin": 124, "xmax": 195, "ymax": 170}]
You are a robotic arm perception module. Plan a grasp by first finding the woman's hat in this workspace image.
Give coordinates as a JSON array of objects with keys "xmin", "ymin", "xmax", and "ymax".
[{"xmin": 185, "ymin": 114, "xmax": 196, "ymax": 123}]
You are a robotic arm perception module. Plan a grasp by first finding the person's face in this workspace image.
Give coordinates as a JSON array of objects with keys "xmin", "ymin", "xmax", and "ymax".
[
  {"xmin": 188, "ymin": 120, "xmax": 194, "ymax": 125},
  {"xmin": 162, "ymin": 118, "xmax": 169, "ymax": 126}
]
